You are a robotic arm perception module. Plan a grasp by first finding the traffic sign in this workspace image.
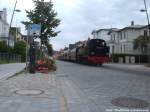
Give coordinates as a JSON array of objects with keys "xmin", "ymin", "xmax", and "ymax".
[{"xmin": 28, "ymin": 24, "xmax": 41, "ymax": 36}]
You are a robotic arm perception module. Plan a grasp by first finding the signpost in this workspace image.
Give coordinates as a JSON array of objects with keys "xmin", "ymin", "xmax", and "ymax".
[
  {"xmin": 29, "ymin": 24, "xmax": 41, "ymax": 36},
  {"xmin": 27, "ymin": 24, "xmax": 41, "ymax": 73}
]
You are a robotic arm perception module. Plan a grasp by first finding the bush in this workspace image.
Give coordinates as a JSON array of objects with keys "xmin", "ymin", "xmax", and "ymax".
[
  {"xmin": 13, "ymin": 41, "xmax": 26, "ymax": 62},
  {"xmin": 36, "ymin": 56, "xmax": 57, "ymax": 71},
  {"xmin": 0, "ymin": 41, "xmax": 8, "ymax": 52}
]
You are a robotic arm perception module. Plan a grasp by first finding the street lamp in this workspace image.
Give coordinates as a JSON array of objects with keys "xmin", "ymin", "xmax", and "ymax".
[
  {"xmin": 7, "ymin": 0, "xmax": 21, "ymax": 62},
  {"xmin": 140, "ymin": 0, "xmax": 150, "ymax": 65}
]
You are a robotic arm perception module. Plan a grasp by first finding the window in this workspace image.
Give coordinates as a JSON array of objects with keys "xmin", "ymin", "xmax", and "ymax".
[
  {"xmin": 124, "ymin": 32, "xmax": 126, "ymax": 39},
  {"xmin": 114, "ymin": 34, "xmax": 115, "ymax": 41},
  {"xmin": 124, "ymin": 45, "xmax": 126, "ymax": 53},
  {"xmin": 120, "ymin": 45, "xmax": 122, "ymax": 53},
  {"xmin": 120, "ymin": 32, "xmax": 122, "ymax": 40},
  {"xmin": 112, "ymin": 45, "xmax": 114, "ymax": 53},
  {"xmin": 144, "ymin": 30, "xmax": 147, "ymax": 36},
  {"xmin": 111, "ymin": 35, "xmax": 113, "ymax": 41}
]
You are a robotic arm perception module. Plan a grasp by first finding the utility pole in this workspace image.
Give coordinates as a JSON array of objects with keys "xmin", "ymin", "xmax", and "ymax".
[
  {"xmin": 7, "ymin": 0, "xmax": 17, "ymax": 62},
  {"xmin": 141, "ymin": 0, "xmax": 150, "ymax": 65},
  {"xmin": 7, "ymin": 0, "xmax": 20, "ymax": 62},
  {"xmin": 143, "ymin": 0, "xmax": 150, "ymax": 35}
]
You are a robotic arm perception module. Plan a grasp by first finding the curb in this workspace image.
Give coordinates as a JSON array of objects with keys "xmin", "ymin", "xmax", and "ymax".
[
  {"xmin": 6, "ymin": 68, "xmax": 25, "ymax": 80},
  {"xmin": 0, "ymin": 68, "xmax": 26, "ymax": 82}
]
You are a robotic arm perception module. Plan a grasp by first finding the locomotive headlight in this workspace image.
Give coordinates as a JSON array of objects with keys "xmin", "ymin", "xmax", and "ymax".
[{"xmin": 91, "ymin": 52, "xmax": 95, "ymax": 55}]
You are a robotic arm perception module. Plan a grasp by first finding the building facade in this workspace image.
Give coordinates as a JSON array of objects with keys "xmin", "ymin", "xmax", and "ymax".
[
  {"xmin": 108, "ymin": 23, "xmax": 149, "ymax": 63},
  {"xmin": 92, "ymin": 29, "xmax": 111, "ymax": 42},
  {"xmin": 108, "ymin": 28, "xmax": 120, "ymax": 54},
  {"xmin": 10, "ymin": 27, "xmax": 25, "ymax": 42},
  {"xmin": 0, "ymin": 8, "xmax": 24, "ymax": 46},
  {"xmin": 0, "ymin": 8, "xmax": 9, "ymax": 38}
]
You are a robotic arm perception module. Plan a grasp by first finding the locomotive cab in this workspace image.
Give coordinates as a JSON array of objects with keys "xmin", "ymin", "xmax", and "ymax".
[
  {"xmin": 87, "ymin": 39, "xmax": 109, "ymax": 65},
  {"xmin": 88, "ymin": 39, "xmax": 109, "ymax": 56}
]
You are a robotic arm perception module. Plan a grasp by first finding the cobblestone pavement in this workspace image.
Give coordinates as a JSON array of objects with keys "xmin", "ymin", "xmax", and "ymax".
[
  {"xmin": 0, "ymin": 72, "xmax": 65, "ymax": 112},
  {"xmin": 0, "ymin": 63, "xmax": 25, "ymax": 80},
  {"xmin": 0, "ymin": 70, "xmax": 89, "ymax": 112}
]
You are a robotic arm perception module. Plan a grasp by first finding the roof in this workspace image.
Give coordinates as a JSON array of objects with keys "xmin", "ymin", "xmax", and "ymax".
[
  {"xmin": 97, "ymin": 28, "xmax": 111, "ymax": 32},
  {"xmin": 92, "ymin": 28, "xmax": 117, "ymax": 34},
  {"xmin": 108, "ymin": 28, "xmax": 120, "ymax": 35},
  {"xmin": 118, "ymin": 25, "xmax": 146, "ymax": 32},
  {"xmin": 108, "ymin": 25, "xmax": 149, "ymax": 34}
]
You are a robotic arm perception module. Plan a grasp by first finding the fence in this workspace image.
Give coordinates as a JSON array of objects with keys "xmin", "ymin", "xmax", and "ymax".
[
  {"xmin": 110, "ymin": 54, "xmax": 148, "ymax": 64},
  {"xmin": 0, "ymin": 52, "xmax": 21, "ymax": 62}
]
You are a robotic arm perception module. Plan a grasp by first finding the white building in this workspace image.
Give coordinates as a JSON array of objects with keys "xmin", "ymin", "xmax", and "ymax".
[
  {"xmin": 108, "ymin": 28, "xmax": 120, "ymax": 54},
  {"xmin": 91, "ymin": 29, "xmax": 112, "ymax": 42},
  {"xmin": 108, "ymin": 22, "xmax": 149, "ymax": 63},
  {"xmin": 0, "ymin": 8, "xmax": 15, "ymax": 46},
  {"xmin": 10, "ymin": 27, "xmax": 24, "ymax": 42},
  {"xmin": 0, "ymin": 8, "xmax": 9, "ymax": 38}
]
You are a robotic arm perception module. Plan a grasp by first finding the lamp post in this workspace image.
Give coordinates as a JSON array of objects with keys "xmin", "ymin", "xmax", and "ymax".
[
  {"xmin": 140, "ymin": 0, "xmax": 150, "ymax": 65},
  {"xmin": 8, "ymin": 0, "xmax": 20, "ymax": 62}
]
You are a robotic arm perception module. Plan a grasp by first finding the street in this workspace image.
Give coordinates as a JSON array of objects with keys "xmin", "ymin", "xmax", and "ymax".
[
  {"xmin": 0, "ymin": 61, "xmax": 149, "ymax": 112},
  {"xmin": 56, "ymin": 61, "xmax": 150, "ymax": 112}
]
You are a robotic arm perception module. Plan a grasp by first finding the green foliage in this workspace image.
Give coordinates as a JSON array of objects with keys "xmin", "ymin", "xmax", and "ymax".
[
  {"xmin": 0, "ymin": 60, "xmax": 16, "ymax": 64},
  {"xmin": 0, "ymin": 41, "xmax": 10, "ymax": 52},
  {"xmin": 36, "ymin": 48, "xmax": 44, "ymax": 60},
  {"xmin": 10, "ymin": 28, "xmax": 17, "ymax": 37},
  {"xmin": 22, "ymin": 0, "xmax": 60, "ymax": 45},
  {"xmin": 46, "ymin": 43, "xmax": 53, "ymax": 56},
  {"xmin": 133, "ymin": 35, "xmax": 150, "ymax": 54},
  {"xmin": 13, "ymin": 41, "xmax": 26, "ymax": 62}
]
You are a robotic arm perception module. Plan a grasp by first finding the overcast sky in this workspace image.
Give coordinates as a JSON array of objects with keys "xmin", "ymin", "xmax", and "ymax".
[{"xmin": 0, "ymin": 0, "xmax": 150, "ymax": 50}]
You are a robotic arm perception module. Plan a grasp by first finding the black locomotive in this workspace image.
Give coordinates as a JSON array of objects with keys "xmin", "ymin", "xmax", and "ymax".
[{"xmin": 59, "ymin": 38, "xmax": 109, "ymax": 65}]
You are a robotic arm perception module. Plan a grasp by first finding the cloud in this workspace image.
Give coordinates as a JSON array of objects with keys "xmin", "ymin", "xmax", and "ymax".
[{"xmin": 1, "ymin": 0, "xmax": 150, "ymax": 50}]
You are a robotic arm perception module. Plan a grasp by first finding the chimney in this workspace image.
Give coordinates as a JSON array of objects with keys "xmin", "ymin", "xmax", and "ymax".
[{"xmin": 131, "ymin": 21, "xmax": 134, "ymax": 26}]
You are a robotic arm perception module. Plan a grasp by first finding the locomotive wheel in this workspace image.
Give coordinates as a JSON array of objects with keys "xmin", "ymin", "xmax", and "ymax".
[
  {"xmin": 98, "ymin": 63, "xmax": 102, "ymax": 66},
  {"xmin": 91, "ymin": 63, "xmax": 97, "ymax": 66}
]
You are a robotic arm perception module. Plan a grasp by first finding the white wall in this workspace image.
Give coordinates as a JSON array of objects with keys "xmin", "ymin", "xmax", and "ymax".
[
  {"xmin": 109, "ymin": 28, "xmax": 147, "ymax": 55},
  {"xmin": 0, "ymin": 8, "xmax": 10, "ymax": 47},
  {"xmin": 109, "ymin": 31, "xmax": 119, "ymax": 54},
  {"xmin": 97, "ymin": 30, "xmax": 110, "ymax": 41},
  {"xmin": 0, "ymin": 8, "xmax": 9, "ymax": 38}
]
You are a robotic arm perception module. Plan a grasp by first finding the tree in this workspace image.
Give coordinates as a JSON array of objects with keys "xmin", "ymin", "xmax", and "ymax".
[
  {"xmin": 46, "ymin": 43, "xmax": 53, "ymax": 56},
  {"xmin": 13, "ymin": 41, "xmax": 26, "ymax": 62},
  {"xmin": 133, "ymin": 35, "xmax": 150, "ymax": 55},
  {"xmin": 22, "ymin": 0, "xmax": 60, "ymax": 46}
]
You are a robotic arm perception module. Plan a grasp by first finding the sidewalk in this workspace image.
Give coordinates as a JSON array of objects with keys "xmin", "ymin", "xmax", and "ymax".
[
  {"xmin": 0, "ymin": 70, "xmax": 94, "ymax": 112},
  {"xmin": 105, "ymin": 63, "xmax": 150, "ymax": 72},
  {"xmin": 0, "ymin": 63, "xmax": 25, "ymax": 80},
  {"xmin": 0, "ymin": 72, "xmax": 64, "ymax": 112}
]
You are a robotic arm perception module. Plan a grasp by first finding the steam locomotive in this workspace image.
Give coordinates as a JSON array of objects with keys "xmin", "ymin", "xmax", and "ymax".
[{"xmin": 59, "ymin": 38, "xmax": 109, "ymax": 65}]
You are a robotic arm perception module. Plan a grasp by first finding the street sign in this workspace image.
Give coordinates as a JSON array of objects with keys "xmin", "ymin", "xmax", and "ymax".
[{"xmin": 28, "ymin": 24, "xmax": 41, "ymax": 36}]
